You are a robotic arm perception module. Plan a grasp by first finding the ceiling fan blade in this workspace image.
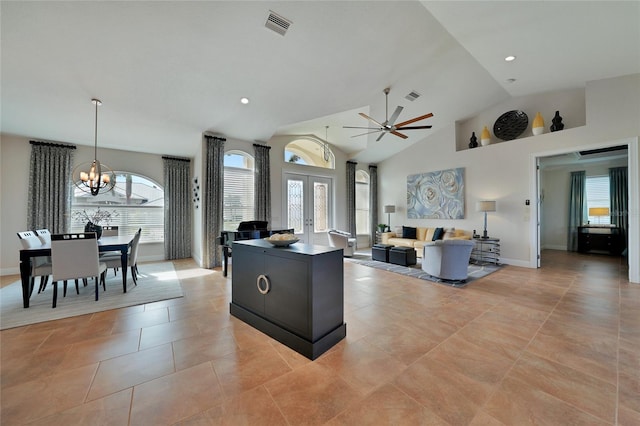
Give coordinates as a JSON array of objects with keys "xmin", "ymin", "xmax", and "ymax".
[
  {"xmin": 376, "ymin": 132, "xmax": 387, "ymax": 142},
  {"xmin": 395, "ymin": 125, "xmax": 433, "ymax": 130},
  {"xmin": 343, "ymin": 126, "xmax": 381, "ymax": 130},
  {"xmin": 394, "ymin": 112, "xmax": 433, "ymax": 128},
  {"xmin": 390, "ymin": 131, "xmax": 408, "ymax": 139},
  {"xmin": 351, "ymin": 129, "xmax": 384, "ymax": 138},
  {"xmin": 359, "ymin": 112, "xmax": 385, "ymax": 128},
  {"xmin": 387, "ymin": 106, "xmax": 404, "ymax": 126}
]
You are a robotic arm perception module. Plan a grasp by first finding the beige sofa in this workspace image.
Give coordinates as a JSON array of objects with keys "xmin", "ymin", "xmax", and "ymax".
[{"xmin": 381, "ymin": 227, "xmax": 472, "ymax": 258}]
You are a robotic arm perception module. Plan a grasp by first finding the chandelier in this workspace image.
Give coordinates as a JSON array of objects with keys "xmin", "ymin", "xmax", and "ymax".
[{"xmin": 73, "ymin": 98, "xmax": 116, "ymax": 196}]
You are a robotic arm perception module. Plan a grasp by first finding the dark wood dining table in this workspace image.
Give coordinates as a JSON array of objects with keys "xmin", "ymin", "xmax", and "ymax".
[{"xmin": 19, "ymin": 235, "xmax": 134, "ymax": 308}]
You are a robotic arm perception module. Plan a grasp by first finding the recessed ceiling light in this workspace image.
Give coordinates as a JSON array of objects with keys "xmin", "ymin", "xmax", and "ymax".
[
  {"xmin": 505, "ymin": 55, "xmax": 516, "ymax": 62},
  {"xmin": 240, "ymin": 97, "xmax": 249, "ymax": 104}
]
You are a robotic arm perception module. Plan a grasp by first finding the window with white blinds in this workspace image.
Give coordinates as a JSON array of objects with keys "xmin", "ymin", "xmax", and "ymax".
[
  {"xmin": 71, "ymin": 172, "xmax": 164, "ymax": 243},
  {"xmin": 224, "ymin": 151, "xmax": 255, "ymax": 231},
  {"xmin": 586, "ymin": 175, "xmax": 611, "ymax": 225},
  {"xmin": 355, "ymin": 170, "xmax": 370, "ymax": 235}
]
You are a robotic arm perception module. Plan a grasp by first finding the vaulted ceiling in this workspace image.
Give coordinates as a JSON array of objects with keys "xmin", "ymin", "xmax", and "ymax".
[{"xmin": 2, "ymin": 1, "xmax": 639, "ymax": 164}]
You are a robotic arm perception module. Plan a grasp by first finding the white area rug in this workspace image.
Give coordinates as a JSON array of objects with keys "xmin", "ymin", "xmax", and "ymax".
[{"xmin": 0, "ymin": 262, "xmax": 183, "ymax": 330}]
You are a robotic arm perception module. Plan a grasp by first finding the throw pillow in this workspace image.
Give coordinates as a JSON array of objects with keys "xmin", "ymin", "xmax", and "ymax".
[
  {"xmin": 402, "ymin": 226, "xmax": 417, "ymax": 239},
  {"xmin": 432, "ymin": 227, "xmax": 445, "ymax": 241}
]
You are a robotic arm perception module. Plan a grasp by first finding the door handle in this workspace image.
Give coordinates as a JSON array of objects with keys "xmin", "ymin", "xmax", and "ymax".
[{"xmin": 256, "ymin": 274, "xmax": 270, "ymax": 295}]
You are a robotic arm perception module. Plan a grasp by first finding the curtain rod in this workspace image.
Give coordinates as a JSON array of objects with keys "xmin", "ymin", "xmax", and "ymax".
[
  {"xmin": 204, "ymin": 134, "xmax": 226, "ymax": 142},
  {"xmin": 29, "ymin": 140, "xmax": 76, "ymax": 149},
  {"xmin": 347, "ymin": 160, "xmax": 357, "ymax": 165},
  {"xmin": 253, "ymin": 143, "xmax": 271, "ymax": 149},
  {"xmin": 162, "ymin": 156, "xmax": 191, "ymax": 162}
]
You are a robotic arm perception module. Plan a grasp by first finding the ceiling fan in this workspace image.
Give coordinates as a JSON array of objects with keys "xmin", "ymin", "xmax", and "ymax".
[{"xmin": 343, "ymin": 87, "xmax": 433, "ymax": 141}]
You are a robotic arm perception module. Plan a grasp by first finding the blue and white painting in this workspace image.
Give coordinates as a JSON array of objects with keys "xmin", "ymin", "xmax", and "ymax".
[{"xmin": 407, "ymin": 168, "xmax": 465, "ymax": 219}]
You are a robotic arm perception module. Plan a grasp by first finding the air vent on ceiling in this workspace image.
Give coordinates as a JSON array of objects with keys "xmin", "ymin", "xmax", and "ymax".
[
  {"xmin": 405, "ymin": 90, "xmax": 421, "ymax": 101},
  {"xmin": 265, "ymin": 11, "xmax": 292, "ymax": 36}
]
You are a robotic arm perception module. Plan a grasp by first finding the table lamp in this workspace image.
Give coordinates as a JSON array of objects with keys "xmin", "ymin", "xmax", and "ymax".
[
  {"xmin": 384, "ymin": 205, "xmax": 395, "ymax": 231},
  {"xmin": 588, "ymin": 207, "xmax": 609, "ymax": 225},
  {"xmin": 476, "ymin": 200, "xmax": 496, "ymax": 239}
]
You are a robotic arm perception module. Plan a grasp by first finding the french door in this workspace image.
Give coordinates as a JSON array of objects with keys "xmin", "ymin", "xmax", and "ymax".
[{"xmin": 283, "ymin": 173, "xmax": 332, "ymax": 245}]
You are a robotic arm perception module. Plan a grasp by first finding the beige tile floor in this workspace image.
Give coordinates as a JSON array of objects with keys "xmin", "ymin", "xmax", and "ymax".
[{"xmin": 1, "ymin": 250, "xmax": 638, "ymax": 425}]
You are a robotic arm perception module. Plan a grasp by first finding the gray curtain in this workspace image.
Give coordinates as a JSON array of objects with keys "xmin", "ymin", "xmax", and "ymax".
[
  {"xmin": 369, "ymin": 164, "xmax": 378, "ymax": 243},
  {"xmin": 609, "ymin": 166, "xmax": 628, "ymax": 250},
  {"xmin": 253, "ymin": 144, "xmax": 271, "ymax": 223},
  {"xmin": 163, "ymin": 156, "xmax": 192, "ymax": 260},
  {"xmin": 203, "ymin": 135, "xmax": 225, "ymax": 269},
  {"xmin": 567, "ymin": 170, "xmax": 586, "ymax": 252},
  {"xmin": 27, "ymin": 141, "xmax": 76, "ymax": 233},
  {"xmin": 346, "ymin": 161, "xmax": 357, "ymax": 237}
]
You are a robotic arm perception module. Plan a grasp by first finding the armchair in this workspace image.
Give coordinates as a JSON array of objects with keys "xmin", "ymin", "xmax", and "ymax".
[
  {"xmin": 422, "ymin": 239, "xmax": 475, "ymax": 282},
  {"xmin": 327, "ymin": 229, "xmax": 356, "ymax": 257}
]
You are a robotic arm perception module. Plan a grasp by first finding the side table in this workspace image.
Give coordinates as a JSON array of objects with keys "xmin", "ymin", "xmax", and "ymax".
[{"xmin": 471, "ymin": 237, "xmax": 500, "ymax": 265}]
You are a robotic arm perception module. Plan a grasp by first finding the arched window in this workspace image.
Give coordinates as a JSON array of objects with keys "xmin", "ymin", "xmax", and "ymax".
[
  {"xmin": 355, "ymin": 169, "xmax": 370, "ymax": 235},
  {"xmin": 224, "ymin": 150, "xmax": 255, "ymax": 231},
  {"xmin": 284, "ymin": 138, "xmax": 335, "ymax": 169},
  {"xmin": 71, "ymin": 172, "xmax": 164, "ymax": 243}
]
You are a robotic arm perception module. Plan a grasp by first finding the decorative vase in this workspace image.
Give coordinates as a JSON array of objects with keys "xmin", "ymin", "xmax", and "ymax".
[
  {"xmin": 85, "ymin": 222, "xmax": 103, "ymax": 239},
  {"xmin": 550, "ymin": 110, "xmax": 564, "ymax": 132},
  {"xmin": 480, "ymin": 126, "xmax": 491, "ymax": 146},
  {"xmin": 532, "ymin": 112, "xmax": 545, "ymax": 135},
  {"xmin": 469, "ymin": 132, "xmax": 478, "ymax": 148}
]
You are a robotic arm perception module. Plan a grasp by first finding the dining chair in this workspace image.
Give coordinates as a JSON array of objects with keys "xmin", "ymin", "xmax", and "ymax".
[
  {"xmin": 17, "ymin": 231, "xmax": 52, "ymax": 298},
  {"xmin": 101, "ymin": 226, "xmax": 119, "ymax": 237},
  {"xmin": 51, "ymin": 233, "xmax": 107, "ymax": 308},
  {"xmin": 101, "ymin": 228, "xmax": 142, "ymax": 285}
]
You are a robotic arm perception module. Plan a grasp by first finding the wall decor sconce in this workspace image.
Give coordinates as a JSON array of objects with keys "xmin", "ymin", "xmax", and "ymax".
[{"xmin": 193, "ymin": 177, "xmax": 200, "ymax": 209}]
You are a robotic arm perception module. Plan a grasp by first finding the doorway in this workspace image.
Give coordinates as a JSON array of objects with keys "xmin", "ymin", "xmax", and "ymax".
[{"xmin": 283, "ymin": 173, "xmax": 332, "ymax": 245}]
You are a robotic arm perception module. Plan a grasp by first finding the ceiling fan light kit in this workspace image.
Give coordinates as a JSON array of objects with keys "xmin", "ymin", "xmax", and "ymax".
[{"xmin": 343, "ymin": 87, "xmax": 433, "ymax": 141}]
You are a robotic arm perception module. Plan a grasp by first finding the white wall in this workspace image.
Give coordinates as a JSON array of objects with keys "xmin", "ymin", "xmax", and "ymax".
[{"xmin": 378, "ymin": 73, "xmax": 640, "ymax": 282}]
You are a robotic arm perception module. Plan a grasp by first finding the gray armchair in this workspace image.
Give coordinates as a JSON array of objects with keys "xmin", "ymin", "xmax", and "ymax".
[
  {"xmin": 327, "ymin": 229, "xmax": 357, "ymax": 257},
  {"xmin": 422, "ymin": 239, "xmax": 475, "ymax": 282}
]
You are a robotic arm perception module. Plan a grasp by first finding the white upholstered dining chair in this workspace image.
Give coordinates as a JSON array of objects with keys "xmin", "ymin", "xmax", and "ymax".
[
  {"xmin": 101, "ymin": 228, "xmax": 142, "ymax": 285},
  {"xmin": 17, "ymin": 231, "xmax": 52, "ymax": 297},
  {"xmin": 51, "ymin": 233, "xmax": 107, "ymax": 308}
]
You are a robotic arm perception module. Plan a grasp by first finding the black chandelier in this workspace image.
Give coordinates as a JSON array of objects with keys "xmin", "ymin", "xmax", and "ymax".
[{"xmin": 73, "ymin": 98, "xmax": 116, "ymax": 196}]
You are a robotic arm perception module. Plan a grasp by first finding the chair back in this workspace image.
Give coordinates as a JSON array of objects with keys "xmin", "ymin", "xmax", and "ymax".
[
  {"xmin": 17, "ymin": 231, "xmax": 44, "ymax": 249},
  {"xmin": 101, "ymin": 226, "xmax": 119, "ymax": 237},
  {"xmin": 35, "ymin": 229, "xmax": 52, "ymax": 245},
  {"xmin": 129, "ymin": 228, "xmax": 142, "ymax": 266},
  {"xmin": 51, "ymin": 233, "xmax": 101, "ymax": 281},
  {"xmin": 237, "ymin": 221, "xmax": 268, "ymax": 231}
]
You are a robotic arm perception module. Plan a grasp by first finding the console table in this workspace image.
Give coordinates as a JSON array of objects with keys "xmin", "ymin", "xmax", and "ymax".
[
  {"xmin": 577, "ymin": 226, "xmax": 623, "ymax": 255},
  {"xmin": 471, "ymin": 237, "xmax": 500, "ymax": 265},
  {"xmin": 230, "ymin": 239, "xmax": 346, "ymax": 360}
]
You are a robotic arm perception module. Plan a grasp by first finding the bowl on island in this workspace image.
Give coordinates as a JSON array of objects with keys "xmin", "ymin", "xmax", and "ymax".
[{"xmin": 264, "ymin": 233, "xmax": 299, "ymax": 247}]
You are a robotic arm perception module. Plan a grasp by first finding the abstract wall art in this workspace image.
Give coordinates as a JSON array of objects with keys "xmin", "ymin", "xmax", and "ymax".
[{"xmin": 407, "ymin": 168, "xmax": 465, "ymax": 219}]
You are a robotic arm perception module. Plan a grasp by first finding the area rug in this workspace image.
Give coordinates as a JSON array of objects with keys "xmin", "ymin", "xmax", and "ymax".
[
  {"xmin": 0, "ymin": 262, "xmax": 183, "ymax": 330},
  {"xmin": 346, "ymin": 256, "xmax": 501, "ymax": 288}
]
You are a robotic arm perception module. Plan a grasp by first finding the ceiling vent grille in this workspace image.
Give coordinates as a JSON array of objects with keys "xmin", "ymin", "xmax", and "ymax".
[
  {"xmin": 265, "ymin": 11, "xmax": 292, "ymax": 36},
  {"xmin": 405, "ymin": 90, "xmax": 421, "ymax": 101}
]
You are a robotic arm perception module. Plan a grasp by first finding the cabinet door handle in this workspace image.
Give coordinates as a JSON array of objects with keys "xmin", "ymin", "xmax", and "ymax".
[{"xmin": 256, "ymin": 274, "xmax": 270, "ymax": 295}]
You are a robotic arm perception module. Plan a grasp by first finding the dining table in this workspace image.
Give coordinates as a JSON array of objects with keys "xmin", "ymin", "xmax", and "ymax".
[{"xmin": 19, "ymin": 234, "xmax": 134, "ymax": 308}]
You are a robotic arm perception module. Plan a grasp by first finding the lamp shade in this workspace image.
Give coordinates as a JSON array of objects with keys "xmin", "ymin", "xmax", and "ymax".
[
  {"xmin": 384, "ymin": 205, "xmax": 396, "ymax": 214},
  {"xmin": 476, "ymin": 200, "xmax": 496, "ymax": 212},
  {"xmin": 588, "ymin": 207, "xmax": 609, "ymax": 216}
]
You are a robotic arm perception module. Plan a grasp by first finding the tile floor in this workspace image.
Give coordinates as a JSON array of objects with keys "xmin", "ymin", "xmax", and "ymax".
[{"xmin": 1, "ymin": 250, "xmax": 638, "ymax": 425}]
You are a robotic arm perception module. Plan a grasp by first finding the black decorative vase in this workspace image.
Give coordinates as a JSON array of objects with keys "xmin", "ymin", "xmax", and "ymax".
[
  {"xmin": 550, "ymin": 110, "xmax": 564, "ymax": 132},
  {"xmin": 85, "ymin": 222, "xmax": 103, "ymax": 239},
  {"xmin": 469, "ymin": 132, "xmax": 478, "ymax": 148}
]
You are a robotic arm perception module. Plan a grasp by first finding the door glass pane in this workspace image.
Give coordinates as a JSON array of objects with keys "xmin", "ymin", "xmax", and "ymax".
[
  {"xmin": 287, "ymin": 179, "xmax": 304, "ymax": 233},
  {"xmin": 313, "ymin": 182, "xmax": 329, "ymax": 233}
]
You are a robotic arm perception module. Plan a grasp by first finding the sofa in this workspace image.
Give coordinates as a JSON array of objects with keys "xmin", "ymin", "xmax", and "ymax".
[
  {"xmin": 422, "ymin": 239, "xmax": 475, "ymax": 282},
  {"xmin": 327, "ymin": 229, "xmax": 357, "ymax": 257},
  {"xmin": 381, "ymin": 226, "xmax": 472, "ymax": 258}
]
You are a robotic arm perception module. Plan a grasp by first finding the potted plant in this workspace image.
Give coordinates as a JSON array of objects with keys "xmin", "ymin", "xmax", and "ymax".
[
  {"xmin": 71, "ymin": 208, "xmax": 119, "ymax": 239},
  {"xmin": 377, "ymin": 223, "xmax": 387, "ymax": 233}
]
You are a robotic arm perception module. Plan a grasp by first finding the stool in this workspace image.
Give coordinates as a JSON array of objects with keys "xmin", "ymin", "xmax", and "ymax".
[
  {"xmin": 372, "ymin": 244, "xmax": 394, "ymax": 262},
  {"xmin": 389, "ymin": 246, "xmax": 417, "ymax": 266}
]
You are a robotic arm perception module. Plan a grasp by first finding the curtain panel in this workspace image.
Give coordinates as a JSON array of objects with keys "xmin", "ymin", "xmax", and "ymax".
[
  {"xmin": 609, "ymin": 166, "xmax": 628, "ymax": 250},
  {"xmin": 253, "ymin": 144, "xmax": 271, "ymax": 223},
  {"xmin": 27, "ymin": 141, "xmax": 76, "ymax": 233},
  {"xmin": 369, "ymin": 164, "xmax": 378, "ymax": 243},
  {"xmin": 346, "ymin": 161, "xmax": 357, "ymax": 237},
  {"xmin": 163, "ymin": 156, "xmax": 192, "ymax": 260},
  {"xmin": 202, "ymin": 135, "xmax": 225, "ymax": 268},
  {"xmin": 567, "ymin": 170, "xmax": 586, "ymax": 252}
]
